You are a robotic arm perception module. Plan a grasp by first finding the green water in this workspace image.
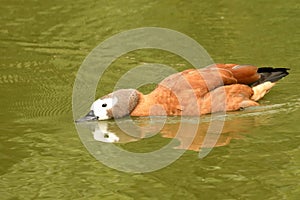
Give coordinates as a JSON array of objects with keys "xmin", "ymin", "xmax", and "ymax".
[{"xmin": 1, "ymin": 0, "xmax": 300, "ymax": 199}]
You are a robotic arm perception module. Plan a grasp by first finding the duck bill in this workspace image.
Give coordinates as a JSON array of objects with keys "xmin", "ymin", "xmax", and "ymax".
[{"xmin": 75, "ymin": 110, "xmax": 98, "ymax": 123}]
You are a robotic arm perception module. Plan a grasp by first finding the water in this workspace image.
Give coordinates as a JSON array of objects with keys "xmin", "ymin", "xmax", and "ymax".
[{"xmin": 1, "ymin": 0, "xmax": 300, "ymax": 199}]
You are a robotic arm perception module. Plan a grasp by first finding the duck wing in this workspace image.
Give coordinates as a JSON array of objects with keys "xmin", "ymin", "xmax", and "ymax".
[{"xmin": 153, "ymin": 67, "xmax": 240, "ymax": 115}]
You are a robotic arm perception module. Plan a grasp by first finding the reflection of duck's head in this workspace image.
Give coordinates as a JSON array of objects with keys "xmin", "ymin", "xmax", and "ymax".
[
  {"xmin": 76, "ymin": 89, "xmax": 139, "ymax": 122},
  {"xmin": 85, "ymin": 120, "xmax": 142, "ymax": 143},
  {"xmin": 92, "ymin": 122, "xmax": 120, "ymax": 143}
]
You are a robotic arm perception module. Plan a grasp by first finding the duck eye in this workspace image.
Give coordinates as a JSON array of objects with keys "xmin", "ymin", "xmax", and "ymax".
[
  {"xmin": 102, "ymin": 103, "xmax": 107, "ymax": 107},
  {"xmin": 104, "ymin": 134, "xmax": 109, "ymax": 138}
]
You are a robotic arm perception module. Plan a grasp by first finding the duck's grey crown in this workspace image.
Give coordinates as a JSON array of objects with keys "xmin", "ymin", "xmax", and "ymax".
[{"xmin": 104, "ymin": 89, "xmax": 139, "ymax": 119}]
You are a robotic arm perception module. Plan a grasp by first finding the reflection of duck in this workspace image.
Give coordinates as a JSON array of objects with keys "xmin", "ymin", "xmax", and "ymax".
[
  {"xmin": 85, "ymin": 113, "xmax": 272, "ymax": 151},
  {"xmin": 76, "ymin": 64, "xmax": 289, "ymax": 121},
  {"xmin": 159, "ymin": 116, "xmax": 248, "ymax": 151}
]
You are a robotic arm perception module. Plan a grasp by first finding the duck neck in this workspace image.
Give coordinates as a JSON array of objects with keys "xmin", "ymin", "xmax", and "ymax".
[
  {"xmin": 130, "ymin": 92, "xmax": 157, "ymax": 116},
  {"xmin": 130, "ymin": 87, "xmax": 181, "ymax": 116}
]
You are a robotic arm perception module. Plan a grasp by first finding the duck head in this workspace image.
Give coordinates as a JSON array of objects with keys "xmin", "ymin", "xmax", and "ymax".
[{"xmin": 76, "ymin": 89, "xmax": 140, "ymax": 122}]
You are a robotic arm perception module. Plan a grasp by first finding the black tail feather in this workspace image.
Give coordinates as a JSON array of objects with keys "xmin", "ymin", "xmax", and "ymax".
[{"xmin": 251, "ymin": 67, "xmax": 289, "ymax": 86}]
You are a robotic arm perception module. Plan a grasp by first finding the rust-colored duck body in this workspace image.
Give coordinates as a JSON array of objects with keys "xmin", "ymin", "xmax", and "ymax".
[{"xmin": 76, "ymin": 64, "xmax": 289, "ymax": 121}]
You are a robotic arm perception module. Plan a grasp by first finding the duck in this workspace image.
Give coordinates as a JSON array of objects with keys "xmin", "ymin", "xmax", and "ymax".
[{"xmin": 76, "ymin": 64, "xmax": 289, "ymax": 122}]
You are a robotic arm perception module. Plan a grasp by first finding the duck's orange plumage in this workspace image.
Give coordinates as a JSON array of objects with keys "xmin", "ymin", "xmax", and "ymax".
[{"xmin": 130, "ymin": 64, "xmax": 289, "ymax": 117}]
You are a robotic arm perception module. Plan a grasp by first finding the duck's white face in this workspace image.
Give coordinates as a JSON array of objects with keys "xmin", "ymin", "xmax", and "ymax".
[
  {"xmin": 90, "ymin": 97, "xmax": 118, "ymax": 120},
  {"xmin": 75, "ymin": 89, "xmax": 140, "ymax": 122}
]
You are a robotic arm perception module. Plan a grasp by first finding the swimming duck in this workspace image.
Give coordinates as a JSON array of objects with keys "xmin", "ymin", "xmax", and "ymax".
[{"xmin": 76, "ymin": 64, "xmax": 289, "ymax": 122}]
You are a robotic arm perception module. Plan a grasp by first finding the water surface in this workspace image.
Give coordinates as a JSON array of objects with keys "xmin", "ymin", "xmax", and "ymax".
[{"xmin": 1, "ymin": 0, "xmax": 300, "ymax": 199}]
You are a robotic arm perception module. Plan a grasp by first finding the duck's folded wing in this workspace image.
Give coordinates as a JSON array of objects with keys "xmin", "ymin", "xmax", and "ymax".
[
  {"xmin": 208, "ymin": 63, "xmax": 261, "ymax": 85},
  {"xmin": 159, "ymin": 67, "xmax": 238, "ymax": 99},
  {"xmin": 157, "ymin": 66, "xmax": 261, "ymax": 115}
]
